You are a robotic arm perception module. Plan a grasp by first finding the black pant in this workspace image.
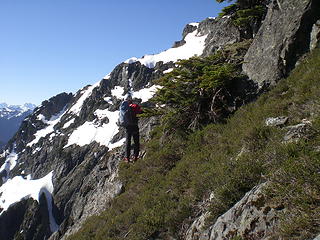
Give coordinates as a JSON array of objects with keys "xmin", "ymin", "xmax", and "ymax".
[{"xmin": 126, "ymin": 125, "xmax": 140, "ymax": 159}]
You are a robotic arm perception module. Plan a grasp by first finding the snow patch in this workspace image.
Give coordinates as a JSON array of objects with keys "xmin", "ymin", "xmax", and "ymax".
[
  {"xmin": 111, "ymin": 86, "xmax": 125, "ymax": 99},
  {"xmin": 63, "ymin": 119, "xmax": 75, "ymax": 129},
  {"xmin": 132, "ymin": 85, "xmax": 161, "ymax": 103},
  {"xmin": 69, "ymin": 81, "xmax": 100, "ymax": 115},
  {"xmin": 125, "ymin": 28, "xmax": 208, "ymax": 68},
  {"xmin": 27, "ymin": 108, "xmax": 67, "ymax": 147},
  {"xmin": 104, "ymin": 97, "xmax": 113, "ymax": 104},
  {"xmin": 163, "ymin": 68, "xmax": 174, "ymax": 74},
  {"xmin": 103, "ymin": 73, "xmax": 111, "ymax": 80},
  {"xmin": 37, "ymin": 114, "xmax": 48, "ymax": 123},
  {"xmin": 109, "ymin": 138, "xmax": 126, "ymax": 150},
  {"xmin": 0, "ymin": 151, "xmax": 18, "ymax": 183},
  {"xmin": 65, "ymin": 109, "xmax": 120, "ymax": 148},
  {"xmin": 188, "ymin": 22, "xmax": 199, "ymax": 27},
  {"xmin": 0, "ymin": 171, "xmax": 59, "ymax": 232},
  {"xmin": 32, "ymin": 147, "xmax": 42, "ymax": 154}
]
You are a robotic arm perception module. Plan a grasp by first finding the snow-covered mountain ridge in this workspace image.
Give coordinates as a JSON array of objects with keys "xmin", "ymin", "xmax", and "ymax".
[
  {"xmin": 0, "ymin": 103, "xmax": 36, "ymax": 119},
  {"xmin": 0, "ymin": 103, "xmax": 36, "ymax": 151}
]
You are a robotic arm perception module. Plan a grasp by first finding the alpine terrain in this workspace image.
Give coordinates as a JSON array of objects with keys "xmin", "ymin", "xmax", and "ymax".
[
  {"xmin": 0, "ymin": 103, "xmax": 36, "ymax": 150},
  {"xmin": 1, "ymin": 0, "xmax": 320, "ymax": 240}
]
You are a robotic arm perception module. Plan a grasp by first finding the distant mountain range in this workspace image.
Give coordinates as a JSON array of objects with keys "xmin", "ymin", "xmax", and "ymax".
[{"xmin": 0, "ymin": 103, "xmax": 36, "ymax": 149}]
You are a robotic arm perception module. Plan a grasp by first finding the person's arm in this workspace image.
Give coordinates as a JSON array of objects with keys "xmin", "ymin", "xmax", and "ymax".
[{"xmin": 137, "ymin": 105, "xmax": 143, "ymax": 114}]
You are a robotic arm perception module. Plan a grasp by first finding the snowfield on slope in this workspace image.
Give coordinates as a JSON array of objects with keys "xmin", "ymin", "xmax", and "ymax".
[
  {"xmin": 64, "ymin": 109, "xmax": 124, "ymax": 149},
  {"xmin": 0, "ymin": 150, "xmax": 18, "ymax": 183},
  {"xmin": 125, "ymin": 23, "xmax": 207, "ymax": 68},
  {"xmin": 0, "ymin": 171, "xmax": 59, "ymax": 232}
]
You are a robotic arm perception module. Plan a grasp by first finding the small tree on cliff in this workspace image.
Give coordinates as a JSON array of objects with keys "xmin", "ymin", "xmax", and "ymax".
[
  {"xmin": 216, "ymin": 0, "xmax": 265, "ymax": 8},
  {"xmin": 217, "ymin": 0, "xmax": 267, "ymax": 38},
  {"xmin": 150, "ymin": 53, "xmax": 244, "ymax": 131}
]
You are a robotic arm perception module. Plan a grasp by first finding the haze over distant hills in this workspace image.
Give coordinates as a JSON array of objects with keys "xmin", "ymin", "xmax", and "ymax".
[{"xmin": 0, "ymin": 103, "xmax": 36, "ymax": 149}]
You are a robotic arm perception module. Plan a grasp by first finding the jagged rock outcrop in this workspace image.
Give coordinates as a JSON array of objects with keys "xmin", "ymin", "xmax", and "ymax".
[
  {"xmin": 0, "ymin": 197, "xmax": 52, "ymax": 240},
  {"xmin": 6, "ymin": 93, "xmax": 73, "ymax": 153},
  {"xmin": 265, "ymin": 116, "xmax": 288, "ymax": 127},
  {"xmin": 283, "ymin": 121, "xmax": 315, "ymax": 143},
  {"xmin": 310, "ymin": 20, "xmax": 320, "ymax": 50},
  {"xmin": 184, "ymin": 184, "xmax": 282, "ymax": 240},
  {"xmin": 201, "ymin": 17, "xmax": 241, "ymax": 57},
  {"xmin": 243, "ymin": 0, "xmax": 320, "ymax": 87}
]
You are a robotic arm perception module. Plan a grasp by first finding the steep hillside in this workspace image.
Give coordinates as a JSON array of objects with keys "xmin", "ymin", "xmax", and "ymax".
[
  {"xmin": 0, "ymin": 0, "xmax": 319, "ymax": 239},
  {"xmin": 68, "ymin": 43, "xmax": 320, "ymax": 240}
]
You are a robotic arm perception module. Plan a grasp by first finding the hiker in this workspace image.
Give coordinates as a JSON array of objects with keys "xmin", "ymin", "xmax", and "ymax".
[{"xmin": 118, "ymin": 97, "xmax": 143, "ymax": 163}]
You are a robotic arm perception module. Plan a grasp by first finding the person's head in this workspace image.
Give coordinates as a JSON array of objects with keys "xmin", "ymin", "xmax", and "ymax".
[{"xmin": 125, "ymin": 94, "xmax": 132, "ymax": 104}]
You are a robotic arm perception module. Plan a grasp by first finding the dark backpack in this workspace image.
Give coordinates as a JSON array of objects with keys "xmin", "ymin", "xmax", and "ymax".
[{"xmin": 118, "ymin": 101, "xmax": 134, "ymax": 127}]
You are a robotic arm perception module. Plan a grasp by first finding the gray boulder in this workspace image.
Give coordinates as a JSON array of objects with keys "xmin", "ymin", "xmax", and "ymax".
[
  {"xmin": 243, "ymin": 0, "xmax": 320, "ymax": 87},
  {"xmin": 265, "ymin": 116, "xmax": 288, "ymax": 127},
  {"xmin": 185, "ymin": 184, "xmax": 282, "ymax": 240},
  {"xmin": 201, "ymin": 17, "xmax": 241, "ymax": 57},
  {"xmin": 313, "ymin": 234, "xmax": 320, "ymax": 240},
  {"xmin": 310, "ymin": 20, "xmax": 320, "ymax": 50},
  {"xmin": 283, "ymin": 120, "xmax": 315, "ymax": 143}
]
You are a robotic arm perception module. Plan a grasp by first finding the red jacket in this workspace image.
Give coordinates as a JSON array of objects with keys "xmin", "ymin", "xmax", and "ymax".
[
  {"xmin": 130, "ymin": 104, "xmax": 143, "ymax": 116},
  {"xmin": 129, "ymin": 104, "xmax": 143, "ymax": 125}
]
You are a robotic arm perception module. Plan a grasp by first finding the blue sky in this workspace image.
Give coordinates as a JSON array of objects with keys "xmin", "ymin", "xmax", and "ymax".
[{"xmin": 0, "ymin": 0, "xmax": 230, "ymax": 105}]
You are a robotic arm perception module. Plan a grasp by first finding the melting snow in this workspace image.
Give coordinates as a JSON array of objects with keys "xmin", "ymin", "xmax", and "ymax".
[
  {"xmin": 125, "ymin": 27, "xmax": 208, "ymax": 68},
  {"xmin": 111, "ymin": 86, "xmax": 125, "ymax": 99},
  {"xmin": 32, "ymin": 147, "xmax": 42, "ymax": 154},
  {"xmin": 104, "ymin": 97, "xmax": 113, "ymax": 104},
  {"xmin": 0, "ymin": 171, "xmax": 59, "ymax": 232},
  {"xmin": 27, "ymin": 108, "xmax": 66, "ymax": 147},
  {"xmin": 103, "ymin": 73, "xmax": 111, "ymax": 80},
  {"xmin": 109, "ymin": 138, "xmax": 126, "ymax": 150},
  {"xmin": 163, "ymin": 68, "xmax": 174, "ymax": 74},
  {"xmin": 189, "ymin": 22, "xmax": 199, "ymax": 27},
  {"xmin": 132, "ymin": 85, "xmax": 161, "ymax": 103},
  {"xmin": 65, "ymin": 109, "xmax": 120, "ymax": 148},
  {"xmin": 69, "ymin": 81, "xmax": 100, "ymax": 115},
  {"xmin": 37, "ymin": 114, "xmax": 48, "ymax": 123},
  {"xmin": 0, "ymin": 151, "xmax": 18, "ymax": 183},
  {"xmin": 63, "ymin": 118, "xmax": 75, "ymax": 129}
]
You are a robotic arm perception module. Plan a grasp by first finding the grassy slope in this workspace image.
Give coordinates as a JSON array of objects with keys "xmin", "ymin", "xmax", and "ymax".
[{"xmin": 69, "ymin": 49, "xmax": 320, "ymax": 240}]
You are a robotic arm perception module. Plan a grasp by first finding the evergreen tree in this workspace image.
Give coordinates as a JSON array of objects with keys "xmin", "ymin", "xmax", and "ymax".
[
  {"xmin": 217, "ymin": 0, "xmax": 267, "ymax": 38},
  {"xmin": 151, "ymin": 53, "xmax": 243, "ymax": 131}
]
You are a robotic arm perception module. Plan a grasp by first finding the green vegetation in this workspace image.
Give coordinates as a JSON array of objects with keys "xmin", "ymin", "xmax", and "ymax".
[
  {"xmin": 150, "ymin": 52, "xmax": 244, "ymax": 131},
  {"xmin": 232, "ymin": 5, "xmax": 265, "ymax": 27},
  {"xmin": 69, "ymin": 47, "xmax": 320, "ymax": 239},
  {"xmin": 218, "ymin": 0, "xmax": 267, "ymax": 37},
  {"xmin": 216, "ymin": 0, "xmax": 265, "ymax": 9}
]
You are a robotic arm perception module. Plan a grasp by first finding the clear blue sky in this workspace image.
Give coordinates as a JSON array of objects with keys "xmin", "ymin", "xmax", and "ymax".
[{"xmin": 0, "ymin": 0, "xmax": 230, "ymax": 105}]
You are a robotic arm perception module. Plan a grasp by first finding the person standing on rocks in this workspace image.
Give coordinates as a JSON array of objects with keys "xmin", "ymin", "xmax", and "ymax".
[{"xmin": 118, "ymin": 96, "xmax": 143, "ymax": 163}]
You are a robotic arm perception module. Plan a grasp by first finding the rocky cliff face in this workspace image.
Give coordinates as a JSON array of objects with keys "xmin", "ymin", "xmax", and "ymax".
[
  {"xmin": 184, "ymin": 184, "xmax": 281, "ymax": 240},
  {"xmin": 243, "ymin": 0, "xmax": 320, "ymax": 88},
  {"xmin": 0, "ymin": 1, "xmax": 319, "ymax": 239}
]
